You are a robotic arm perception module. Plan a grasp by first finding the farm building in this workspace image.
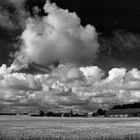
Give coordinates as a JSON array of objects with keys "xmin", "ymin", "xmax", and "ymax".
[{"xmin": 106, "ymin": 108, "xmax": 140, "ymax": 117}]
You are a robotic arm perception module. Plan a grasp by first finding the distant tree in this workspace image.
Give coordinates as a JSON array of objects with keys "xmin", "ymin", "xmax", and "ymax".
[
  {"xmin": 84, "ymin": 113, "xmax": 88, "ymax": 117},
  {"xmin": 96, "ymin": 109, "xmax": 106, "ymax": 116},
  {"xmin": 92, "ymin": 112, "xmax": 96, "ymax": 117},
  {"xmin": 46, "ymin": 111, "xmax": 54, "ymax": 117},
  {"xmin": 70, "ymin": 110, "xmax": 73, "ymax": 117},
  {"xmin": 134, "ymin": 113, "xmax": 138, "ymax": 117},
  {"xmin": 63, "ymin": 112, "xmax": 70, "ymax": 117},
  {"xmin": 39, "ymin": 110, "xmax": 45, "ymax": 116}
]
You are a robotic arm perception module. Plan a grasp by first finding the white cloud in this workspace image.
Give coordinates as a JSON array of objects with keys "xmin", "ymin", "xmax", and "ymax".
[
  {"xmin": 1, "ymin": 1, "xmax": 140, "ymax": 112},
  {"xmin": 14, "ymin": 1, "xmax": 99, "ymax": 66},
  {"xmin": 0, "ymin": 64, "xmax": 140, "ymax": 112}
]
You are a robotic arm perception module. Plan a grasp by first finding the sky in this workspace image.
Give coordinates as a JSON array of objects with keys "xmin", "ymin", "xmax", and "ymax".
[{"xmin": 0, "ymin": 0, "xmax": 140, "ymax": 113}]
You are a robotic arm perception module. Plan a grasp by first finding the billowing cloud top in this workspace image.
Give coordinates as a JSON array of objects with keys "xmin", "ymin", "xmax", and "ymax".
[{"xmin": 15, "ymin": 2, "xmax": 99, "ymax": 66}]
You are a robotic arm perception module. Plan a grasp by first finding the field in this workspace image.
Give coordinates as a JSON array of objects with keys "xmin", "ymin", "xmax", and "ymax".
[{"xmin": 0, "ymin": 116, "xmax": 140, "ymax": 140}]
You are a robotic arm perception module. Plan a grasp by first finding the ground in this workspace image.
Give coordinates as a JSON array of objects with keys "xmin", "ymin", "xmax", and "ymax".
[{"xmin": 0, "ymin": 116, "xmax": 140, "ymax": 140}]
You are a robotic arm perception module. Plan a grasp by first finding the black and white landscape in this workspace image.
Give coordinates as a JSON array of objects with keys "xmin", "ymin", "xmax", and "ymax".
[{"xmin": 0, "ymin": 0, "xmax": 140, "ymax": 139}]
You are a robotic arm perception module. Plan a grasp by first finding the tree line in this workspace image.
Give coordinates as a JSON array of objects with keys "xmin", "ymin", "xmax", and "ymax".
[
  {"xmin": 111, "ymin": 102, "xmax": 140, "ymax": 109},
  {"xmin": 30, "ymin": 109, "xmax": 107, "ymax": 117}
]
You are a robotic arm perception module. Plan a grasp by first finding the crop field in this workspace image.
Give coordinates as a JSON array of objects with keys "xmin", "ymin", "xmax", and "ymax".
[{"xmin": 0, "ymin": 116, "xmax": 140, "ymax": 140}]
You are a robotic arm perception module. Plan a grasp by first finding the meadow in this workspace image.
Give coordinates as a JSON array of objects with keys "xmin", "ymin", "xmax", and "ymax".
[{"xmin": 0, "ymin": 116, "xmax": 140, "ymax": 140}]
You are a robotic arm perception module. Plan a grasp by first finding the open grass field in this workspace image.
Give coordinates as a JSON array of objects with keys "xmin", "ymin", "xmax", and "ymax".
[{"xmin": 0, "ymin": 116, "xmax": 140, "ymax": 140}]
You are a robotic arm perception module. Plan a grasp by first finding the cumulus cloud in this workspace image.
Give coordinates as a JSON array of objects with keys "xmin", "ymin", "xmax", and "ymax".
[
  {"xmin": 14, "ymin": 1, "xmax": 99, "ymax": 66},
  {"xmin": 0, "ymin": 64, "xmax": 140, "ymax": 112},
  {"xmin": 1, "ymin": 1, "xmax": 140, "ymax": 113}
]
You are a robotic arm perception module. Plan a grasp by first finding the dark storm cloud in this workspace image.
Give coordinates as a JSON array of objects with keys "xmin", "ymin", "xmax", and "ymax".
[
  {"xmin": 0, "ymin": 0, "xmax": 25, "ymax": 66},
  {"xmin": 0, "ymin": 0, "xmax": 47, "ymax": 66},
  {"xmin": 96, "ymin": 30, "xmax": 140, "ymax": 70}
]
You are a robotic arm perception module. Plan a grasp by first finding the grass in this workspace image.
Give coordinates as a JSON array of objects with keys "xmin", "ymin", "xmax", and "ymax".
[{"xmin": 0, "ymin": 116, "xmax": 140, "ymax": 139}]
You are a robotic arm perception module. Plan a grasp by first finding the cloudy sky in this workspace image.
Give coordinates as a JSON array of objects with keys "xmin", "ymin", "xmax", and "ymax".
[{"xmin": 0, "ymin": 0, "xmax": 140, "ymax": 113}]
